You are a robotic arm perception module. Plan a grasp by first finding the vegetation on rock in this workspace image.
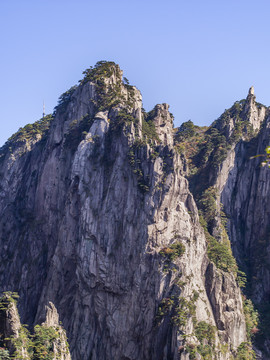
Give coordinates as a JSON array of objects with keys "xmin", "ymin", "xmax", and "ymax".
[
  {"xmin": 2, "ymin": 62, "xmax": 270, "ymax": 359},
  {"xmin": 141, "ymin": 109, "xmax": 161, "ymax": 144},
  {"xmin": 243, "ymin": 297, "xmax": 259, "ymax": 341},
  {"xmin": 236, "ymin": 342, "xmax": 256, "ymax": 359},
  {"xmin": 175, "ymin": 97, "xmax": 268, "ymax": 356},
  {"xmin": 31, "ymin": 325, "xmax": 60, "ymax": 360},
  {"xmin": 64, "ymin": 113, "xmax": 94, "ymax": 152},
  {"xmin": 198, "ymin": 191, "xmax": 237, "ymax": 275},
  {"xmin": 0, "ymin": 348, "xmax": 10, "ymax": 359},
  {"xmin": 80, "ymin": 61, "xmax": 136, "ymax": 112},
  {"xmin": 0, "ymin": 293, "xmax": 69, "ymax": 360},
  {"xmin": 54, "ymin": 86, "xmax": 77, "ymax": 115},
  {"xmin": 0, "ymin": 115, "xmax": 53, "ymax": 160},
  {"xmin": 159, "ymin": 241, "xmax": 185, "ymax": 261},
  {"xmin": 156, "ymin": 294, "xmax": 196, "ymax": 329}
]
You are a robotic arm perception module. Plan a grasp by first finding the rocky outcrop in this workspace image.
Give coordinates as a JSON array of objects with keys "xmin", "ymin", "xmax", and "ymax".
[
  {"xmin": 218, "ymin": 101, "xmax": 270, "ymax": 356},
  {"xmin": 244, "ymin": 86, "xmax": 266, "ymax": 131},
  {"xmin": 42, "ymin": 302, "xmax": 71, "ymax": 360},
  {"xmin": 0, "ymin": 293, "xmax": 71, "ymax": 359},
  {"xmin": 151, "ymin": 103, "xmax": 174, "ymax": 146},
  {"xmin": 208, "ymin": 87, "xmax": 270, "ymax": 303},
  {"xmin": 182, "ymin": 86, "xmax": 270, "ymax": 357},
  {"xmin": 205, "ymin": 263, "xmax": 245, "ymax": 348},
  {"xmin": 0, "ymin": 293, "xmax": 29, "ymax": 358},
  {"xmin": 0, "ymin": 62, "xmax": 249, "ymax": 359}
]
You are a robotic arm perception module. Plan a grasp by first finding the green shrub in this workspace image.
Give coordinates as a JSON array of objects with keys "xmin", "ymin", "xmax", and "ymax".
[
  {"xmin": 64, "ymin": 113, "xmax": 94, "ymax": 152},
  {"xmin": 81, "ymin": 61, "xmax": 128, "ymax": 112},
  {"xmin": 111, "ymin": 110, "xmax": 135, "ymax": 131},
  {"xmin": 198, "ymin": 187, "xmax": 238, "ymax": 274},
  {"xmin": 82, "ymin": 61, "xmax": 119, "ymax": 83},
  {"xmin": 160, "ymin": 241, "xmax": 185, "ymax": 261},
  {"xmin": 236, "ymin": 342, "xmax": 256, "ymax": 359},
  {"xmin": 197, "ymin": 344, "xmax": 213, "ymax": 359},
  {"xmin": 237, "ymin": 270, "xmax": 247, "ymax": 289},
  {"xmin": 11, "ymin": 325, "xmax": 31, "ymax": 359},
  {"xmin": 184, "ymin": 322, "xmax": 216, "ymax": 360},
  {"xmin": 0, "ymin": 348, "xmax": 10, "ymax": 359},
  {"xmin": 142, "ymin": 118, "xmax": 160, "ymax": 143},
  {"xmin": 31, "ymin": 325, "xmax": 58, "ymax": 360},
  {"xmin": 177, "ymin": 120, "xmax": 195, "ymax": 139},
  {"xmin": 156, "ymin": 297, "xmax": 174, "ymax": 321},
  {"xmin": 185, "ymin": 344, "xmax": 197, "ymax": 359},
  {"xmin": 207, "ymin": 235, "xmax": 237, "ymax": 273},
  {"xmin": 54, "ymin": 86, "xmax": 77, "ymax": 114},
  {"xmin": 156, "ymin": 295, "xmax": 196, "ymax": 328},
  {"xmin": 5, "ymin": 115, "xmax": 53, "ymax": 146},
  {"xmin": 174, "ymin": 123, "xmax": 208, "ymax": 163},
  {"xmin": 194, "ymin": 321, "xmax": 215, "ymax": 345},
  {"xmin": 198, "ymin": 187, "xmax": 217, "ymax": 225},
  {"xmin": 128, "ymin": 144, "xmax": 150, "ymax": 193},
  {"xmin": 0, "ymin": 292, "xmax": 19, "ymax": 311},
  {"xmin": 243, "ymin": 298, "xmax": 259, "ymax": 341},
  {"xmin": 171, "ymin": 297, "xmax": 195, "ymax": 327}
]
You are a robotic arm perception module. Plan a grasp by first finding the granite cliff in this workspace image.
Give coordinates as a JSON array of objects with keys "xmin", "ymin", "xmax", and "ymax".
[
  {"xmin": 0, "ymin": 61, "xmax": 268, "ymax": 359},
  {"xmin": 0, "ymin": 292, "xmax": 70, "ymax": 359}
]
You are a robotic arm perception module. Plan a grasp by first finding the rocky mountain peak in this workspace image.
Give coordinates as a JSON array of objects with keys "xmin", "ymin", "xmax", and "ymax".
[
  {"xmin": 245, "ymin": 85, "xmax": 256, "ymax": 106},
  {"xmin": 150, "ymin": 103, "xmax": 174, "ymax": 146},
  {"xmin": 47, "ymin": 61, "xmax": 143, "ymax": 147},
  {"xmin": 42, "ymin": 302, "xmax": 60, "ymax": 327},
  {"xmin": 210, "ymin": 85, "xmax": 267, "ymax": 144},
  {"xmin": 2, "ymin": 60, "xmax": 269, "ymax": 359},
  {"xmin": 249, "ymin": 85, "xmax": 255, "ymax": 95},
  {"xmin": 42, "ymin": 302, "xmax": 71, "ymax": 360},
  {"xmin": 244, "ymin": 85, "xmax": 266, "ymax": 130}
]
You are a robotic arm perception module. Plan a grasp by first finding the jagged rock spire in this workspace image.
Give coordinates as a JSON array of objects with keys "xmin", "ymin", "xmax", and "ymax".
[
  {"xmin": 245, "ymin": 85, "xmax": 265, "ymax": 131},
  {"xmin": 42, "ymin": 302, "xmax": 71, "ymax": 360},
  {"xmin": 42, "ymin": 302, "xmax": 60, "ymax": 327},
  {"xmin": 249, "ymin": 85, "xmax": 255, "ymax": 96},
  {"xmin": 151, "ymin": 103, "xmax": 174, "ymax": 147}
]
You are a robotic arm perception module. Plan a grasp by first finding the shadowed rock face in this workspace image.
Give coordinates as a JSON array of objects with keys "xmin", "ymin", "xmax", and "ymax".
[{"xmin": 0, "ymin": 62, "xmax": 249, "ymax": 359}]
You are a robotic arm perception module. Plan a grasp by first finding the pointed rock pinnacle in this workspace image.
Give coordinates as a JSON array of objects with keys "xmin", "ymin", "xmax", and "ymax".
[{"xmin": 249, "ymin": 86, "xmax": 255, "ymax": 95}]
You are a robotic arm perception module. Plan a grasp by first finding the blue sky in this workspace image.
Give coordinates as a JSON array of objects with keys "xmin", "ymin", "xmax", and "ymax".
[{"xmin": 1, "ymin": 0, "xmax": 270, "ymax": 146}]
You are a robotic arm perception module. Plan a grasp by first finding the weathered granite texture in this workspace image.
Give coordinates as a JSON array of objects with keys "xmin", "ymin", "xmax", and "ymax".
[
  {"xmin": 185, "ymin": 86, "xmax": 270, "ymax": 358},
  {"xmin": 0, "ymin": 293, "xmax": 70, "ymax": 359},
  {"xmin": 0, "ymin": 63, "xmax": 248, "ymax": 359}
]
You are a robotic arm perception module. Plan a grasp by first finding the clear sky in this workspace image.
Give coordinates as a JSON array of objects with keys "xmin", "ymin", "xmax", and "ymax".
[{"xmin": 1, "ymin": 0, "xmax": 270, "ymax": 146}]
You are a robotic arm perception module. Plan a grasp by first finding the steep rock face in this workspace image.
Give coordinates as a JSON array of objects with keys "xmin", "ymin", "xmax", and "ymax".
[
  {"xmin": 218, "ymin": 102, "xmax": 270, "ymax": 355},
  {"xmin": 209, "ymin": 87, "xmax": 270, "ymax": 302},
  {"xmin": 0, "ymin": 62, "xmax": 247, "ymax": 359},
  {"xmin": 205, "ymin": 263, "xmax": 244, "ymax": 348},
  {"xmin": 181, "ymin": 86, "xmax": 270, "ymax": 357}
]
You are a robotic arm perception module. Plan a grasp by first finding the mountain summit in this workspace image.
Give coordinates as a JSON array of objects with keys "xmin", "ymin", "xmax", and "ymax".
[{"xmin": 0, "ymin": 61, "xmax": 269, "ymax": 359}]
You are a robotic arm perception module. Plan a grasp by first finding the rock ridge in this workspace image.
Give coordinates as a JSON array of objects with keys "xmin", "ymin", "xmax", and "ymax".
[
  {"xmin": 0, "ymin": 61, "xmax": 256, "ymax": 359},
  {"xmin": 175, "ymin": 85, "xmax": 270, "ymax": 358}
]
